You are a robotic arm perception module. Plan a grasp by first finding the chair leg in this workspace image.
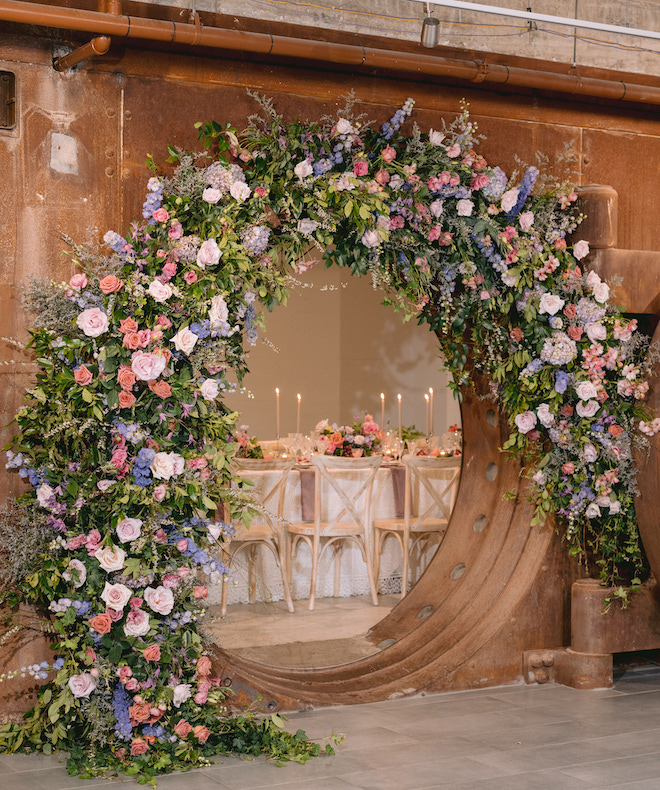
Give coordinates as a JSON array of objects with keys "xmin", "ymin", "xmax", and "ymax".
[
  {"xmin": 278, "ymin": 535, "xmax": 295, "ymax": 613},
  {"xmin": 309, "ymin": 534, "xmax": 320, "ymax": 611},
  {"xmin": 373, "ymin": 528, "xmax": 382, "ymax": 595},
  {"xmin": 333, "ymin": 541, "xmax": 342, "ymax": 598},
  {"xmin": 401, "ymin": 535, "xmax": 410, "ymax": 599},
  {"xmin": 362, "ymin": 532, "xmax": 379, "ymax": 607},
  {"xmin": 247, "ymin": 545, "xmax": 257, "ymax": 605}
]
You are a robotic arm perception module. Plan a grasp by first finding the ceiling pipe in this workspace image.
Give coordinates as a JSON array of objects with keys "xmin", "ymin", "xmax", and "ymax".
[
  {"xmin": 1, "ymin": 0, "xmax": 659, "ymax": 106},
  {"xmin": 52, "ymin": 0, "xmax": 121, "ymax": 72}
]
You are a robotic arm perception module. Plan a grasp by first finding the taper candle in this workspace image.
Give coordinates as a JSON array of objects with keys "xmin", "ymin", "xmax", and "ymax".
[
  {"xmin": 429, "ymin": 387, "xmax": 434, "ymax": 436},
  {"xmin": 425, "ymin": 393, "xmax": 429, "ymax": 440},
  {"xmin": 275, "ymin": 387, "xmax": 280, "ymax": 438},
  {"xmin": 380, "ymin": 392, "xmax": 385, "ymax": 429},
  {"xmin": 296, "ymin": 393, "xmax": 301, "ymax": 435},
  {"xmin": 397, "ymin": 393, "xmax": 402, "ymax": 438}
]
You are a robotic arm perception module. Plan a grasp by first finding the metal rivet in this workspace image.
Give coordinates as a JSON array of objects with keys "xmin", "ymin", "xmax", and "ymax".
[
  {"xmin": 267, "ymin": 700, "xmax": 277, "ymax": 711},
  {"xmin": 377, "ymin": 638, "xmax": 396, "ymax": 649},
  {"xmin": 222, "ymin": 677, "xmax": 232, "ymax": 687},
  {"xmin": 417, "ymin": 605, "xmax": 434, "ymax": 620},
  {"xmin": 450, "ymin": 563, "xmax": 465, "ymax": 580},
  {"xmin": 105, "ymin": 167, "xmax": 115, "ymax": 177},
  {"xmin": 473, "ymin": 514, "xmax": 487, "ymax": 533},
  {"xmin": 124, "ymin": 109, "xmax": 132, "ymax": 120},
  {"xmin": 105, "ymin": 149, "xmax": 115, "ymax": 158},
  {"xmin": 485, "ymin": 462, "xmax": 498, "ymax": 482},
  {"xmin": 122, "ymin": 168, "xmax": 131, "ymax": 179}
]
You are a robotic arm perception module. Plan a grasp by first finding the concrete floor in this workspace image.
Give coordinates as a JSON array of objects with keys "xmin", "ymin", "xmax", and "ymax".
[{"xmin": 4, "ymin": 663, "xmax": 660, "ymax": 789}]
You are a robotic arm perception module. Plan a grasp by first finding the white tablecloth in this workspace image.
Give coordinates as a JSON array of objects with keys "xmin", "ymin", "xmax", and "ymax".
[{"xmin": 208, "ymin": 460, "xmax": 460, "ymax": 606}]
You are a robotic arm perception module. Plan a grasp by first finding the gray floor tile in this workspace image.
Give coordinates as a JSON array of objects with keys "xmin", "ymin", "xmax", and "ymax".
[
  {"xmin": 448, "ymin": 769, "xmax": 598, "ymax": 789},
  {"xmin": 559, "ymin": 752, "xmax": 660, "ymax": 786},
  {"xmin": 470, "ymin": 740, "xmax": 618, "ymax": 773}
]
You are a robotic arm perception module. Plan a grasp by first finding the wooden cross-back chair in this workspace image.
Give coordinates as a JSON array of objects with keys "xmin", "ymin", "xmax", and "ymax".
[
  {"xmin": 220, "ymin": 457, "xmax": 295, "ymax": 616},
  {"xmin": 285, "ymin": 454, "xmax": 383, "ymax": 611}
]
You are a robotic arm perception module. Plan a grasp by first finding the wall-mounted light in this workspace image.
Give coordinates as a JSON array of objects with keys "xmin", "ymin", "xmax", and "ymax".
[{"xmin": 421, "ymin": 3, "xmax": 439, "ymax": 48}]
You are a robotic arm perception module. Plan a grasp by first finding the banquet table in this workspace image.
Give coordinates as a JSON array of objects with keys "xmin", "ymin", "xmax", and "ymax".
[{"xmin": 209, "ymin": 458, "xmax": 461, "ymax": 607}]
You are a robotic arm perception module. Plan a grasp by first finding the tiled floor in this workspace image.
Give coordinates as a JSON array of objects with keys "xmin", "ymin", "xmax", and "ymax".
[{"xmin": 4, "ymin": 664, "xmax": 660, "ymax": 789}]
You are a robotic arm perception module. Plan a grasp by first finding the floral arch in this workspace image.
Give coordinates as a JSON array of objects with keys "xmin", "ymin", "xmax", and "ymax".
[{"xmin": 0, "ymin": 94, "xmax": 654, "ymax": 781}]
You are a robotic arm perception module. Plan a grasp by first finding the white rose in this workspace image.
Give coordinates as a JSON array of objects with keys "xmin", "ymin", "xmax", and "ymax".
[
  {"xmin": 576, "ymin": 399, "xmax": 600, "ymax": 418},
  {"xmin": 583, "ymin": 442, "xmax": 598, "ymax": 463},
  {"xmin": 573, "ymin": 240, "xmax": 590, "ymax": 260},
  {"xmin": 63, "ymin": 558, "xmax": 87, "ymax": 588},
  {"xmin": 95, "ymin": 545, "xmax": 126, "ymax": 573},
  {"xmin": 148, "ymin": 280, "xmax": 173, "ymax": 303},
  {"xmin": 172, "ymin": 683, "xmax": 192, "ymax": 708},
  {"xmin": 585, "ymin": 322, "xmax": 607, "ymax": 342},
  {"xmin": 335, "ymin": 118, "xmax": 354, "ymax": 135},
  {"xmin": 536, "ymin": 403, "xmax": 555, "ymax": 428},
  {"xmin": 585, "ymin": 503, "xmax": 601, "ymax": 518},
  {"xmin": 150, "ymin": 452, "xmax": 175, "ymax": 480},
  {"xmin": 144, "ymin": 585, "xmax": 175, "ymax": 615},
  {"xmin": 100, "ymin": 582, "xmax": 132, "ymax": 610},
  {"xmin": 123, "ymin": 608, "xmax": 152, "ymax": 638},
  {"xmin": 538, "ymin": 293, "xmax": 565, "ymax": 315},
  {"xmin": 208, "ymin": 295, "xmax": 229, "ymax": 328},
  {"xmin": 585, "ymin": 270, "xmax": 601, "ymax": 288},
  {"xmin": 592, "ymin": 282, "xmax": 610, "ymax": 304},
  {"xmin": 456, "ymin": 199, "xmax": 474, "ymax": 217},
  {"xmin": 76, "ymin": 308, "xmax": 109, "ymax": 338},
  {"xmin": 575, "ymin": 380, "xmax": 599, "ymax": 401},
  {"xmin": 294, "ymin": 160, "xmax": 313, "ymax": 178},
  {"xmin": 196, "ymin": 238, "xmax": 222, "ymax": 268},
  {"xmin": 514, "ymin": 411, "xmax": 537, "ymax": 434},
  {"xmin": 428, "ymin": 129, "xmax": 445, "ymax": 146},
  {"xmin": 68, "ymin": 673, "xmax": 97, "ymax": 698},
  {"xmin": 36, "ymin": 483, "xmax": 55, "ymax": 508},
  {"xmin": 171, "ymin": 327, "xmax": 198, "ymax": 355},
  {"xmin": 131, "ymin": 351, "xmax": 167, "ymax": 382},
  {"xmin": 501, "ymin": 188, "xmax": 520, "ymax": 213},
  {"xmin": 116, "ymin": 517, "xmax": 142, "ymax": 543},
  {"xmin": 202, "ymin": 187, "xmax": 221, "ymax": 204},
  {"xmin": 200, "ymin": 379, "xmax": 220, "ymax": 400},
  {"xmin": 229, "ymin": 181, "xmax": 251, "ymax": 201},
  {"xmin": 430, "ymin": 199, "xmax": 444, "ymax": 218},
  {"xmin": 361, "ymin": 230, "xmax": 379, "ymax": 248},
  {"xmin": 519, "ymin": 211, "xmax": 534, "ymax": 230}
]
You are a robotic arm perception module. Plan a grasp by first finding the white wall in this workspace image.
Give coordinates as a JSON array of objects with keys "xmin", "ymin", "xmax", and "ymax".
[{"xmin": 231, "ymin": 264, "xmax": 461, "ymax": 440}]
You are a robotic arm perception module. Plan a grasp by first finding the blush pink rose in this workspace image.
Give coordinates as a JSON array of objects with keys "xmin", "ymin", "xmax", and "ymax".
[
  {"xmin": 196, "ymin": 239, "xmax": 222, "ymax": 268},
  {"xmin": 76, "ymin": 308, "xmax": 109, "ymax": 338},
  {"xmin": 514, "ymin": 411, "xmax": 537, "ymax": 434},
  {"xmin": 101, "ymin": 581, "xmax": 132, "ymax": 610},
  {"xmin": 172, "ymin": 683, "xmax": 192, "ymax": 708},
  {"xmin": 193, "ymin": 725, "xmax": 210, "ymax": 743},
  {"xmin": 353, "ymin": 160, "xmax": 368, "ymax": 177},
  {"xmin": 573, "ymin": 239, "xmax": 590, "ymax": 260},
  {"xmin": 194, "ymin": 585, "xmax": 208, "ymax": 600},
  {"xmin": 382, "ymin": 145, "xmax": 396, "ymax": 162},
  {"xmin": 68, "ymin": 673, "xmax": 97, "ymax": 698},
  {"xmin": 116, "ymin": 517, "xmax": 142, "ymax": 543},
  {"xmin": 197, "ymin": 656, "xmax": 212, "ymax": 676},
  {"xmin": 131, "ymin": 351, "xmax": 167, "ymax": 382},
  {"xmin": 144, "ymin": 585, "xmax": 174, "ymax": 615},
  {"xmin": 153, "ymin": 484, "xmax": 167, "ymax": 503},
  {"xmin": 123, "ymin": 608, "xmax": 151, "ymax": 638},
  {"xmin": 174, "ymin": 719, "xmax": 192, "ymax": 738}
]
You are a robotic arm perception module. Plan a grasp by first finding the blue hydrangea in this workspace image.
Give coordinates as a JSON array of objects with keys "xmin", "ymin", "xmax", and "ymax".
[
  {"xmin": 555, "ymin": 370, "xmax": 570, "ymax": 394},
  {"xmin": 506, "ymin": 166, "xmax": 539, "ymax": 216},
  {"xmin": 132, "ymin": 447, "xmax": 155, "ymax": 488},
  {"xmin": 113, "ymin": 683, "xmax": 133, "ymax": 741}
]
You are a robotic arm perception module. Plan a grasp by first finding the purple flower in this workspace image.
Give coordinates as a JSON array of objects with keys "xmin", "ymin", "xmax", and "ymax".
[{"xmin": 555, "ymin": 370, "xmax": 569, "ymax": 394}]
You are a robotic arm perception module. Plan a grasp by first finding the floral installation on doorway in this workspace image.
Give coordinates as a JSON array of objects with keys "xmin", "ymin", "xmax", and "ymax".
[{"xmin": 0, "ymin": 91, "xmax": 655, "ymax": 781}]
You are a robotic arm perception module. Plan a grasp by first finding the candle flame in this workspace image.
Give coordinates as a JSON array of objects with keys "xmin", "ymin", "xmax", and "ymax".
[
  {"xmin": 297, "ymin": 393, "xmax": 301, "ymax": 401},
  {"xmin": 380, "ymin": 392, "xmax": 385, "ymax": 400},
  {"xmin": 275, "ymin": 387, "xmax": 279, "ymax": 394},
  {"xmin": 397, "ymin": 393, "xmax": 401, "ymax": 401}
]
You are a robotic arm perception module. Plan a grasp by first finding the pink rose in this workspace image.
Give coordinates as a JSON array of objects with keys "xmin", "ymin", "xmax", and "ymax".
[
  {"xmin": 144, "ymin": 585, "xmax": 174, "ymax": 615},
  {"xmin": 514, "ymin": 411, "xmax": 537, "ymax": 434},
  {"xmin": 153, "ymin": 484, "xmax": 167, "ymax": 503},
  {"xmin": 573, "ymin": 240, "xmax": 590, "ymax": 260},
  {"xmin": 118, "ymin": 391, "xmax": 136, "ymax": 409},
  {"xmin": 184, "ymin": 271, "xmax": 198, "ymax": 284},
  {"xmin": 123, "ymin": 608, "xmax": 151, "ymax": 637},
  {"xmin": 63, "ymin": 558, "xmax": 87, "ymax": 588},
  {"xmin": 196, "ymin": 239, "xmax": 222, "ymax": 268},
  {"xmin": 382, "ymin": 145, "xmax": 396, "ymax": 163},
  {"xmin": 69, "ymin": 273, "xmax": 88, "ymax": 289},
  {"xmin": 152, "ymin": 208, "xmax": 169, "ymax": 223},
  {"xmin": 74, "ymin": 365, "xmax": 93, "ymax": 386},
  {"xmin": 95, "ymin": 544, "xmax": 126, "ymax": 572},
  {"xmin": 293, "ymin": 160, "xmax": 313, "ymax": 178},
  {"xmin": 131, "ymin": 351, "xmax": 167, "ymax": 382},
  {"xmin": 162, "ymin": 574, "xmax": 180, "ymax": 589},
  {"xmin": 117, "ymin": 665, "xmax": 132, "ymax": 682},
  {"xmin": 538, "ymin": 293, "xmax": 565, "ymax": 315},
  {"xmin": 501, "ymin": 188, "xmax": 520, "ymax": 213},
  {"xmin": 575, "ymin": 381, "xmax": 599, "ymax": 401},
  {"xmin": 353, "ymin": 160, "xmax": 368, "ymax": 177},
  {"xmin": 148, "ymin": 280, "xmax": 173, "ymax": 303},
  {"xmin": 174, "ymin": 719, "xmax": 192, "ymax": 738},
  {"xmin": 193, "ymin": 725, "xmax": 210, "ymax": 743},
  {"xmin": 562, "ymin": 462, "xmax": 575, "ymax": 475},
  {"xmin": 576, "ymin": 400, "xmax": 600, "ymax": 418},
  {"xmin": 116, "ymin": 517, "xmax": 142, "ymax": 543},
  {"xmin": 101, "ymin": 581, "xmax": 132, "ymax": 610},
  {"xmin": 76, "ymin": 308, "xmax": 109, "ymax": 338},
  {"xmin": 68, "ymin": 673, "xmax": 97, "ymax": 698},
  {"xmin": 130, "ymin": 738, "xmax": 149, "ymax": 756},
  {"xmin": 197, "ymin": 656, "xmax": 212, "ymax": 676},
  {"xmin": 169, "ymin": 222, "xmax": 183, "ymax": 240},
  {"xmin": 194, "ymin": 585, "xmax": 208, "ymax": 600},
  {"xmin": 519, "ymin": 211, "xmax": 534, "ymax": 230},
  {"xmin": 194, "ymin": 690, "xmax": 208, "ymax": 705},
  {"xmin": 143, "ymin": 644, "xmax": 161, "ymax": 662}
]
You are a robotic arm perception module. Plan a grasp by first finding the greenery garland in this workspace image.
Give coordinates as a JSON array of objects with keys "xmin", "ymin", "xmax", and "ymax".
[{"xmin": 0, "ymin": 93, "xmax": 654, "ymax": 782}]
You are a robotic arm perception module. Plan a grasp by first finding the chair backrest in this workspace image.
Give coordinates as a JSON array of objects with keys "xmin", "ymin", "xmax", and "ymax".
[
  {"xmin": 404, "ymin": 455, "xmax": 461, "ymax": 529},
  {"xmin": 230, "ymin": 457, "xmax": 295, "ymax": 536},
  {"xmin": 311, "ymin": 454, "xmax": 383, "ymax": 534}
]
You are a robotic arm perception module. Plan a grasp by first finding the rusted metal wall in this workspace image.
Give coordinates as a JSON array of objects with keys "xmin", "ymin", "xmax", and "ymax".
[{"xmin": 1, "ymin": 25, "xmax": 659, "ymax": 504}]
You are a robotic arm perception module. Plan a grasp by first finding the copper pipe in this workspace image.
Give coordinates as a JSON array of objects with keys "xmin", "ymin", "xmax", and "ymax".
[
  {"xmin": 52, "ymin": 0, "xmax": 121, "ymax": 72},
  {"xmin": 1, "ymin": 0, "xmax": 659, "ymax": 105}
]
